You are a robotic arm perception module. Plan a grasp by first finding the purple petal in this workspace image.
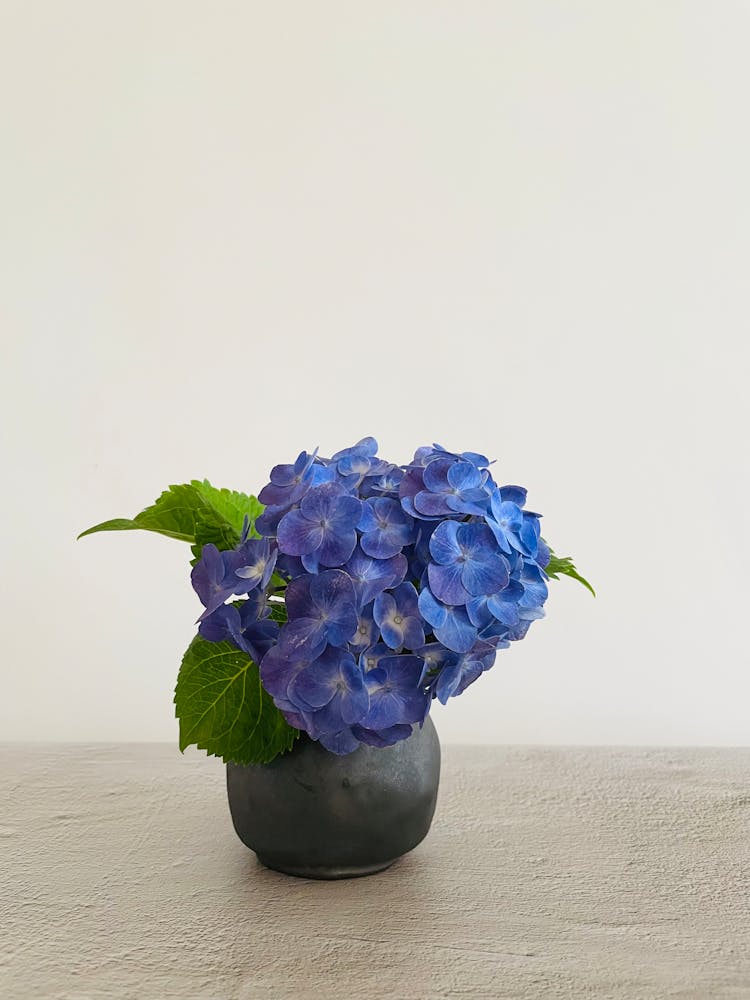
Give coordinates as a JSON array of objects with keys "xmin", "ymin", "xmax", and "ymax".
[
  {"xmin": 317, "ymin": 528, "xmax": 358, "ymax": 567},
  {"xmin": 289, "ymin": 665, "xmax": 335, "ymax": 709},
  {"xmin": 360, "ymin": 528, "xmax": 407, "ymax": 560},
  {"xmin": 373, "ymin": 592, "xmax": 397, "ymax": 629},
  {"xmin": 421, "ymin": 458, "xmax": 453, "ymax": 492},
  {"xmin": 351, "ymin": 724, "xmax": 413, "ymax": 748},
  {"xmin": 278, "ymin": 617, "xmax": 327, "ymax": 660},
  {"xmin": 277, "ymin": 509, "xmax": 324, "ymax": 556},
  {"xmin": 284, "ymin": 574, "xmax": 314, "ymax": 620},
  {"xmin": 299, "ymin": 482, "xmax": 343, "ymax": 521},
  {"xmin": 413, "ymin": 491, "xmax": 453, "ymax": 517},
  {"xmin": 318, "ymin": 728, "xmax": 361, "ymax": 754}
]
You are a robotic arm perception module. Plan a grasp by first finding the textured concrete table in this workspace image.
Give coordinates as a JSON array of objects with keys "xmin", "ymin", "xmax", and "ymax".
[{"xmin": 2, "ymin": 745, "xmax": 749, "ymax": 1000}]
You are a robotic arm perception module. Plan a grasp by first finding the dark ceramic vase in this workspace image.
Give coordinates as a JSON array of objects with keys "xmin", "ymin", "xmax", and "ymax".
[{"xmin": 226, "ymin": 718, "xmax": 441, "ymax": 879}]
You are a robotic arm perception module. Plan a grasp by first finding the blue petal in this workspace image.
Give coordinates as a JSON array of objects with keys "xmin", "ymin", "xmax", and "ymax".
[
  {"xmin": 338, "ymin": 684, "xmax": 370, "ymax": 726},
  {"xmin": 466, "ymin": 595, "xmax": 493, "ymax": 629},
  {"xmin": 357, "ymin": 500, "xmax": 380, "ymax": 533},
  {"xmin": 283, "ymin": 574, "xmax": 314, "ymax": 620},
  {"xmin": 536, "ymin": 537, "xmax": 551, "ymax": 570},
  {"xmin": 413, "ymin": 491, "xmax": 454, "ymax": 517},
  {"xmin": 328, "ymin": 494, "xmax": 363, "ymax": 531},
  {"xmin": 288, "ymin": 669, "xmax": 335, "ymax": 712},
  {"xmin": 421, "ymin": 458, "xmax": 453, "ymax": 492},
  {"xmin": 418, "ymin": 587, "xmax": 447, "ymax": 628},
  {"xmin": 445, "ymin": 495, "xmax": 490, "ymax": 516},
  {"xmin": 277, "ymin": 509, "xmax": 324, "ymax": 556},
  {"xmin": 301, "ymin": 550, "xmax": 321, "ymax": 573},
  {"xmin": 461, "ymin": 554, "xmax": 510, "ymax": 597},
  {"xmin": 198, "ymin": 604, "xmax": 242, "ymax": 645},
  {"xmin": 361, "ymin": 688, "xmax": 404, "ymax": 729},
  {"xmin": 278, "ymin": 617, "xmax": 327, "ymax": 660},
  {"xmin": 428, "ymin": 520, "xmax": 461, "ymax": 565},
  {"xmin": 486, "ymin": 594, "xmax": 520, "ymax": 626},
  {"xmin": 500, "ymin": 485, "xmax": 527, "ymax": 507},
  {"xmin": 428, "ymin": 561, "xmax": 470, "ymax": 605},
  {"xmin": 310, "ymin": 569, "xmax": 356, "ymax": 613},
  {"xmin": 318, "ymin": 728, "xmax": 361, "ymax": 754},
  {"xmin": 255, "ymin": 503, "xmax": 290, "ymax": 536},
  {"xmin": 379, "ymin": 619, "xmax": 404, "ymax": 650},
  {"xmin": 451, "ymin": 661, "xmax": 483, "ymax": 698},
  {"xmin": 486, "ymin": 517, "xmax": 512, "ymax": 554},
  {"xmin": 299, "ymin": 482, "xmax": 343, "ymax": 521},
  {"xmin": 358, "ymin": 642, "xmax": 393, "ymax": 673},
  {"xmin": 331, "ymin": 436, "xmax": 379, "ymax": 461},
  {"xmin": 434, "ymin": 607, "xmax": 477, "ymax": 653},
  {"xmin": 435, "ymin": 661, "xmax": 463, "ymax": 704},
  {"xmin": 392, "ymin": 581, "xmax": 420, "ymax": 617},
  {"xmin": 351, "ymin": 724, "xmax": 413, "ymax": 748},
  {"xmin": 402, "ymin": 616, "xmax": 426, "ymax": 650},
  {"xmin": 269, "ymin": 460, "xmax": 297, "ymax": 487},
  {"xmin": 372, "ymin": 591, "xmax": 397, "ymax": 628},
  {"xmin": 489, "ymin": 496, "xmax": 523, "ymax": 531},
  {"xmin": 446, "ymin": 461, "xmax": 481, "ymax": 491},
  {"xmin": 259, "ymin": 644, "xmax": 307, "ymax": 702},
  {"xmin": 318, "ymin": 528, "xmax": 357, "ymax": 567},
  {"xmin": 456, "ymin": 521, "xmax": 496, "ymax": 554},
  {"xmin": 360, "ymin": 528, "xmax": 405, "ymax": 560},
  {"xmin": 402, "ymin": 494, "xmax": 442, "ymax": 520}
]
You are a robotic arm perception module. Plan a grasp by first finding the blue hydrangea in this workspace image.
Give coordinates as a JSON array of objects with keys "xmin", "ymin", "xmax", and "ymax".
[{"xmin": 192, "ymin": 438, "xmax": 557, "ymax": 754}]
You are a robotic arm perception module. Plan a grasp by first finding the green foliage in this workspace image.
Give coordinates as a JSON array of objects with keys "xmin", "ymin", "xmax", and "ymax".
[
  {"xmin": 545, "ymin": 551, "xmax": 596, "ymax": 597},
  {"xmin": 189, "ymin": 480, "xmax": 262, "ymax": 537},
  {"xmin": 267, "ymin": 600, "xmax": 289, "ymax": 623},
  {"xmin": 174, "ymin": 636, "xmax": 298, "ymax": 765},
  {"xmin": 78, "ymin": 481, "xmax": 263, "ymax": 563}
]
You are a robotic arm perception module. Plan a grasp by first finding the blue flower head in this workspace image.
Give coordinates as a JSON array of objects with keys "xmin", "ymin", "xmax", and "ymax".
[{"xmin": 195, "ymin": 437, "xmax": 554, "ymax": 754}]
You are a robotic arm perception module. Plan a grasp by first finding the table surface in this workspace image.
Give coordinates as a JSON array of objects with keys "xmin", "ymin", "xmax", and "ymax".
[{"xmin": 2, "ymin": 744, "xmax": 749, "ymax": 1000}]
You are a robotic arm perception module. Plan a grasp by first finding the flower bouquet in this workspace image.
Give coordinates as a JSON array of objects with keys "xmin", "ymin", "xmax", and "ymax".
[{"xmin": 81, "ymin": 438, "xmax": 591, "ymax": 877}]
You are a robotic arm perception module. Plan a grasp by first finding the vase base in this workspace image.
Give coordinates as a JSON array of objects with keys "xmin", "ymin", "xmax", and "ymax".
[{"xmin": 255, "ymin": 854, "xmax": 398, "ymax": 880}]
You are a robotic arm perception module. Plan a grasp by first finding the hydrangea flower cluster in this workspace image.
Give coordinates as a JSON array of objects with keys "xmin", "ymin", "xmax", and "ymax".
[{"xmin": 191, "ymin": 439, "xmax": 551, "ymax": 754}]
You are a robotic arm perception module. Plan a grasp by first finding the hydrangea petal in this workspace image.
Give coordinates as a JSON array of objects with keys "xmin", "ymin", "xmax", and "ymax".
[
  {"xmin": 433, "ymin": 606, "xmax": 477, "ymax": 653},
  {"xmin": 428, "ymin": 561, "xmax": 470, "ymax": 605},
  {"xmin": 428, "ymin": 520, "xmax": 461, "ymax": 565},
  {"xmin": 461, "ymin": 553, "xmax": 509, "ymax": 597},
  {"xmin": 277, "ymin": 509, "xmax": 324, "ymax": 556},
  {"xmin": 351, "ymin": 724, "xmax": 413, "ymax": 748}
]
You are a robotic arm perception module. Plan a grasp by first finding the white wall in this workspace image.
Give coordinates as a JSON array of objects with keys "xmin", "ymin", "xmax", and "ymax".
[{"xmin": 2, "ymin": 1, "xmax": 748, "ymax": 745}]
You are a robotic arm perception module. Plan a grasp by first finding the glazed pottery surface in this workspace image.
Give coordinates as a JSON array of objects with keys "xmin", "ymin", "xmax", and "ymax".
[{"xmin": 226, "ymin": 717, "xmax": 441, "ymax": 879}]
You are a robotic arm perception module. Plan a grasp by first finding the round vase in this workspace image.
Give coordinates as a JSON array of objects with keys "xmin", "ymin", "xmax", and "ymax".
[{"xmin": 226, "ymin": 717, "xmax": 441, "ymax": 879}]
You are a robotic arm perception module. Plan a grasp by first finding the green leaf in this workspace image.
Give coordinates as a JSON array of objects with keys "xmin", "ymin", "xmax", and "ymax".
[
  {"xmin": 78, "ymin": 481, "xmax": 264, "ymax": 564},
  {"xmin": 174, "ymin": 636, "xmax": 298, "ymax": 765},
  {"xmin": 545, "ymin": 551, "xmax": 596, "ymax": 597},
  {"xmin": 189, "ymin": 480, "xmax": 263, "ymax": 538},
  {"xmin": 189, "ymin": 481, "xmax": 264, "ymax": 564},
  {"xmin": 267, "ymin": 600, "xmax": 288, "ymax": 624},
  {"xmin": 78, "ymin": 484, "xmax": 211, "ymax": 542}
]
